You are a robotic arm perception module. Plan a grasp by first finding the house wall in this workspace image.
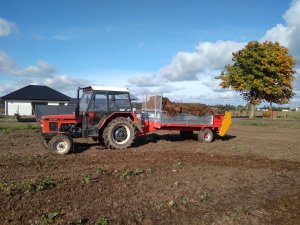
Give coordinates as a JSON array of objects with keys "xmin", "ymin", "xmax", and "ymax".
[
  {"xmin": 7, "ymin": 101, "xmax": 32, "ymax": 115},
  {"xmin": 5, "ymin": 100, "xmax": 68, "ymax": 116}
]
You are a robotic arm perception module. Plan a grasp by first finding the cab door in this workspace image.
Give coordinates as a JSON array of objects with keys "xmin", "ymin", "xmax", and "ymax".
[
  {"xmin": 79, "ymin": 91, "xmax": 93, "ymax": 137},
  {"xmin": 85, "ymin": 92, "xmax": 108, "ymax": 137}
]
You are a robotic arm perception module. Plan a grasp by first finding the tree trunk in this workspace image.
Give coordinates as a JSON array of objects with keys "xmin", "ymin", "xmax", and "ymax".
[
  {"xmin": 270, "ymin": 102, "xmax": 273, "ymax": 119},
  {"xmin": 249, "ymin": 104, "xmax": 255, "ymax": 118}
]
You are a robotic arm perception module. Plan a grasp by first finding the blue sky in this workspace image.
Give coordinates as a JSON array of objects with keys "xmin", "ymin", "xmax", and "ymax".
[{"xmin": 0, "ymin": 0, "xmax": 299, "ymax": 107}]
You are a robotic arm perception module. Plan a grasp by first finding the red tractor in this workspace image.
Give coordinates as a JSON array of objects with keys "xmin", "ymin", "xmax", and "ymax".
[
  {"xmin": 41, "ymin": 86, "xmax": 140, "ymax": 154},
  {"xmin": 40, "ymin": 86, "xmax": 231, "ymax": 154}
]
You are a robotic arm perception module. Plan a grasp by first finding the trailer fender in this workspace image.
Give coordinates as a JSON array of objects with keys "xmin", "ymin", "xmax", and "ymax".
[{"xmin": 219, "ymin": 111, "xmax": 232, "ymax": 137}]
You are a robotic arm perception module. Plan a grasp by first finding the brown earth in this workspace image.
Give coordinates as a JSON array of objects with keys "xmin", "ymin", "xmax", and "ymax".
[{"xmin": 0, "ymin": 120, "xmax": 300, "ymax": 225}]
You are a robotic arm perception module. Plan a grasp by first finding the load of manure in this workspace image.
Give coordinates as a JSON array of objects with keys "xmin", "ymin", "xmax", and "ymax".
[{"xmin": 145, "ymin": 96, "xmax": 223, "ymax": 117}]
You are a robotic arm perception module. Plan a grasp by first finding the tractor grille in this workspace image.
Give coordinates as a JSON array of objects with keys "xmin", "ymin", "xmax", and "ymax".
[{"xmin": 49, "ymin": 122, "xmax": 58, "ymax": 131}]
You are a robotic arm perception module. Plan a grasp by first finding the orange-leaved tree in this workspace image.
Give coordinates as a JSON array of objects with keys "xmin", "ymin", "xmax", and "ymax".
[{"xmin": 216, "ymin": 41, "xmax": 296, "ymax": 118}]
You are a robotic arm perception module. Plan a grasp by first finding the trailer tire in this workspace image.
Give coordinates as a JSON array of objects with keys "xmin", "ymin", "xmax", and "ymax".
[
  {"xmin": 103, "ymin": 118, "xmax": 134, "ymax": 150},
  {"xmin": 198, "ymin": 128, "xmax": 214, "ymax": 143},
  {"xmin": 48, "ymin": 134, "xmax": 73, "ymax": 155}
]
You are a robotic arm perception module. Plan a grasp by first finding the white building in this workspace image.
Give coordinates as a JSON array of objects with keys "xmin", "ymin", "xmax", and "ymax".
[{"xmin": 1, "ymin": 85, "xmax": 70, "ymax": 116}]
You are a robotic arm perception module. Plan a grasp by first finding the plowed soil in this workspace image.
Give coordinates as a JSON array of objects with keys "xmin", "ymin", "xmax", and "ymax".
[{"xmin": 0, "ymin": 119, "xmax": 300, "ymax": 225}]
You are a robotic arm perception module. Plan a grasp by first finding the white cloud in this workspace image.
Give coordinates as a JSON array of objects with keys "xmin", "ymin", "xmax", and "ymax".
[
  {"xmin": 129, "ymin": 84, "xmax": 184, "ymax": 98},
  {"xmin": 0, "ymin": 51, "xmax": 91, "ymax": 97},
  {"xmin": 128, "ymin": 41, "xmax": 246, "ymax": 104},
  {"xmin": 128, "ymin": 74, "xmax": 165, "ymax": 87},
  {"xmin": 260, "ymin": 0, "xmax": 300, "ymax": 103},
  {"xmin": 129, "ymin": 40, "xmax": 245, "ymax": 89},
  {"xmin": 0, "ymin": 18, "xmax": 17, "ymax": 37},
  {"xmin": 19, "ymin": 75, "xmax": 90, "ymax": 97},
  {"xmin": 0, "ymin": 51, "xmax": 56, "ymax": 77},
  {"xmin": 158, "ymin": 41, "xmax": 245, "ymax": 82},
  {"xmin": 0, "ymin": 51, "xmax": 15, "ymax": 74},
  {"xmin": 262, "ymin": 0, "xmax": 300, "ymax": 60}
]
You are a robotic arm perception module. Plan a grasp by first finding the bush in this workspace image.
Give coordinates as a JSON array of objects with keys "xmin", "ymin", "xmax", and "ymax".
[{"xmin": 262, "ymin": 111, "xmax": 271, "ymax": 118}]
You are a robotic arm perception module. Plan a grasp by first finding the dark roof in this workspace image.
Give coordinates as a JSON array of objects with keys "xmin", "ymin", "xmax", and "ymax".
[{"xmin": 1, "ymin": 85, "xmax": 70, "ymax": 101}]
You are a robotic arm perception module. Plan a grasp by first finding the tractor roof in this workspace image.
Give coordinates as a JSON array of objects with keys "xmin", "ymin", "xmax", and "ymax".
[{"xmin": 82, "ymin": 86, "xmax": 129, "ymax": 92}]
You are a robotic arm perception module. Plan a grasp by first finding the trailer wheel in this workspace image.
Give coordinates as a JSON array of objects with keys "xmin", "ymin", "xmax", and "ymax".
[
  {"xmin": 103, "ymin": 118, "xmax": 134, "ymax": 149},
  {"xmin": 198, "ymin": 128, "xmax": 214, "ymax": 143},
  {"xmin": 48, "ymin": 134, "xmax": 73, "ymax": 155}
]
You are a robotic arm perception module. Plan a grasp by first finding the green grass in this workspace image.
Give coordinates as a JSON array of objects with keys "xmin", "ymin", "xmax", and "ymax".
[
  {"xmin": 0, "ymin": 180, "xmax": 16, "ymax": 195},
  {"xmin": 235, "ymin": 121, "xmax": 273, "ymax": 127},
  {"xmin": 95, "ymin": 167, "xmax": 107, "ymax": 174},
  {"xmin": 32, "ymin": 209, "xmax": 63, "ymax": 225},
  {"xmin": 282, "ymin": 123, "xmax": 300, "ymax": 129},
  {"xmin": 81, "ymin": 174, "xmax": 93, "ymax": 184},
  {"xmin": 0, "ymin": 115, "xmax": 15, "ymax": 120},
  {"xmin": 80, "ymin": 167, "xmax": 107, "ymax": 185},
  {"xmin": 230, "ymin": 110, "xmax": 300, "ymax": 120},
  {"xmin": 119, "ymin": 167, "xmax": 144, "ymax": 179},
  {"xmin": 0, "ymin": 121, "xmax": 39, "ymax": 133},
  {"xmin": 0, "ymin": 177, "xmax": 55, "ymax": 196},
  {"xmin": 22, "ymin": 176, "xmax": 56, "ymax": 192},
  {"xmin": 95, "ymin": 217, "xmax": 109, "ymax": 225},
  {"xmin": 279, "ymin": 112, "xmax": 300, "ymax": 120},
  {"xmin": 234, "ymin": 119, "xmax": 300, "ymax": 129}
]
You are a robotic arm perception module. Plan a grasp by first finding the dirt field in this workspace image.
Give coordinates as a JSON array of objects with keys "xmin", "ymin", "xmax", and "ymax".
[{"xmin": 0, "ymin": 119, "xmax": 300, "ymax": 225}]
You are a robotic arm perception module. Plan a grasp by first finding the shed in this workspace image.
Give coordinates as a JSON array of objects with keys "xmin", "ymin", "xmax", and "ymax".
[{"xmin": 1, "ymin": 85, "xmax": 71, "ymax": 116}]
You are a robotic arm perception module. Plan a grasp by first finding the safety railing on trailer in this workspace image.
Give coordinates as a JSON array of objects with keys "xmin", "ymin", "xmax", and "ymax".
[{"xmin": 141, "ymin": 94, "xmax": 213, "ymax": 126}]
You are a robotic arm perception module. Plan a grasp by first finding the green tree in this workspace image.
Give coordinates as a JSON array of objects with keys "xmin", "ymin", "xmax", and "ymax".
[{"xmin": 217, "ymin": 41, "xmax": 296, "ymax": 118}]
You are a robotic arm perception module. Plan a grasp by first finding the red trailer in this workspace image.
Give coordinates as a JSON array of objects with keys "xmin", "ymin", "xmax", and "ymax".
[{"xmin": 139, "ymin": 95, "xmax": 231, "ymax": 143}]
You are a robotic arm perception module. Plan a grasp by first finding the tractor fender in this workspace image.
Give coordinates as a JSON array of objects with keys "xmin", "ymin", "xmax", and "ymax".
[{"xmin": 98, "ymin": 112, "xmax": 138, "ymax": 131}]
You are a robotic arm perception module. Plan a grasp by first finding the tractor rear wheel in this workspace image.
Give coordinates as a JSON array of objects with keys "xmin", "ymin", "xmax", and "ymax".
[
  {"xmin": 198, "ymin": 128, "xmax": 214, "ymax": 143},
  {"xmin": 48, "ymin": 134, "xmax": 73, "ymax": 155},
  {"xmin": 103, "ymin": 118, "xmax": 135, "ymax": 149}
]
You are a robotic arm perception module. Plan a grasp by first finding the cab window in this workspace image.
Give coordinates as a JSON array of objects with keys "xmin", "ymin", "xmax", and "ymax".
[
  {"xmin": 108, "ymin": 92, "xmax": 131, "ymax": 111},
  {"xmin": 89, "ymin": 92, "xmax": 107, "ymax": 112},
  {"xmin": 79, "ymin": 92, "xmax": 92, "ymax": 112}
]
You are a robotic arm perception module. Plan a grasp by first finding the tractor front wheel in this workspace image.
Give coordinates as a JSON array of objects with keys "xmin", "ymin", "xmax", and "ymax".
[
  {"xmin": 48, "ymin": 134, "xmax": 73, "ymax": 155},
  {"xmin": 103, "ymin": 118, "xmax": 135, "ymax": 149},
  {"xmin": 198, "ymin": 128, "xmax": 214, "ymax": 143}
]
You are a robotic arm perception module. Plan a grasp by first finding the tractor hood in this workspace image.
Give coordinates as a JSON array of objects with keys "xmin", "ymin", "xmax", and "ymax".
[{"xmin": 42, "ymin": 114, "xmax": 76, "ymax": 121}]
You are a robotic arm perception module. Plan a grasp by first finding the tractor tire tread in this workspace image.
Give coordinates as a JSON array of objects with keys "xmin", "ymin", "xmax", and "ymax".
[{"xmin": 103, "ymin": 117, "xmax": 135, "ymax": 150}]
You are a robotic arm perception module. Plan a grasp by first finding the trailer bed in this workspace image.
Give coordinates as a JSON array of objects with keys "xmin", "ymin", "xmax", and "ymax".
[
  {"xmin": 143, "ymin": 109, "xmax": 213, "ymax": 125},
  {"xmin": 141, "ymin": 109, "xmax": 231, "ymax": 137}
]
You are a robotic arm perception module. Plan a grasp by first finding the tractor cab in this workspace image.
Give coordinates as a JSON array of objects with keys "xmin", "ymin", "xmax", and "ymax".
[
  {"xmin": 79, "ymin": 86, "xmax": 132, "ymax": 114},
  {"xmin": 77, "ymin": 86, "xmax": 133, "ymax": 137}
]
